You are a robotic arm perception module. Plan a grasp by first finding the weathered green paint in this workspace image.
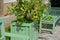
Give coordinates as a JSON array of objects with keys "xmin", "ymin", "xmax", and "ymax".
[
  {"xmin": 0, "ymin": 17, "xmax": 38, "ymax": 40},
  {"xmin": 0, "ymin": 18, "xmax": 5, "ymax": 40},
  {"xmin": 40, "ymin": 16, "xmax": 60, "ymax": 34},
  {"xmin": 48, "ymin": 3, "xmax": 60, "ymax": 16},
  {"xmin": 11, "ymin": 22, "xmax": 38, "ymax": 40},
  {"xmin": 49, "ymin": 7, "xmax": 60, "ymax": 16},
  {"xmin": 39, "ymin": 2, "xmax": 60, "ymax": 34},
  {"xmin": 50, "ymin": 7, "xmax": 60, "ymax": 24},
  {"xmin": 0, "ymin": 18, "xmax": 38, "ymax": 40}
]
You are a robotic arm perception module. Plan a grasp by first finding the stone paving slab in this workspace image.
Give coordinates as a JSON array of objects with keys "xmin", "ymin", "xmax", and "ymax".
[{"xmin": 38, "ymin": 25, "xmax": 60, "ymax": 40}]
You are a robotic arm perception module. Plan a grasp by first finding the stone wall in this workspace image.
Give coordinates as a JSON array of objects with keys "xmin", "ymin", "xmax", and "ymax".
[
  {"xmin": 4, "ymin": 2, "xmax": 16, "ymax": 15},
  {"xmin": 3, "ymin": 2, "xmax": 16, "ymax": 27},
  {"xmin": 4, "ymin": 14, "xmax": 16, "ymax": 27},
  {"xmin": 0, "ymin": 0, "xmax": 3, "ymax": 16}
]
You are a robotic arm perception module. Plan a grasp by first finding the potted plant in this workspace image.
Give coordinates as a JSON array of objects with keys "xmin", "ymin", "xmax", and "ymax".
[
  {"xmin": 8, "ymin": 0, "xmax": 49, "ymax": 24},
  {"xmin": 8, "ymin": 0, "xmax": 49, "ymax": 40},
  {"xmin": 8, "ymin": 0, "xmax": 41, "ymax": 40},
  {"xmin": 9, "ymin": 0, "xmax": 42, "ymax": 26}
]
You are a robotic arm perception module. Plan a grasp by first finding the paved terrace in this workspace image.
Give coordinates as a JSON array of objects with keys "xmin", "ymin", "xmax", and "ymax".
[{"xmin": 38, "ymin": 25, "xmax": 60, "ymax": 40}]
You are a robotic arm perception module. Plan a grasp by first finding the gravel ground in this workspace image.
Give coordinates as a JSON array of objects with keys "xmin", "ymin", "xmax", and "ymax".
[{"xmin": 38, "ymin": 25, "xmax": 60, "ymax": 40}]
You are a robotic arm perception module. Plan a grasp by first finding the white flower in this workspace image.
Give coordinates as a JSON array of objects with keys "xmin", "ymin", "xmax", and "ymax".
[{"xmin": 42, "ymin": 0, "xmax": 49, "ymax": 4}]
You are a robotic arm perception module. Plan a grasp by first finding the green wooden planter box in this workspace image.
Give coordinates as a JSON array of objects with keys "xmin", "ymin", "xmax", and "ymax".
[
  {"xmin": 0, "ymin": 23, "xmax": 5, "ymax": 40},
  {"xmin": 48, "ymin": 3, "xmax": 60, "ymax": 16},
  {"xmin": 50, "ymin": 7, "xmax": 60, "ymax": 24},
  {"xmin": 0, "ymin": 18, "xmax": 5, "ymax": 40},
  {"xmin": 48, "ymin": 7, "xmax": 60, "ymax": 25},
  {"xmin": 49, "ymin": 7, "xmax": 60, "ymax": 16},
  {"xmin": 11, "ymin": 21, "xmax": 38, "ymax": 40},
  {"xmin": 39, "ymin": 15, "xmax": 60, "ymax": 34}
]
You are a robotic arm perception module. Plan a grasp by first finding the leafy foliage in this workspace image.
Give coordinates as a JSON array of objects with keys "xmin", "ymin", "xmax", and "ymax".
[{"xmin": 8, "ymin": 0, "xmax": 48, "ymax": 24}]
